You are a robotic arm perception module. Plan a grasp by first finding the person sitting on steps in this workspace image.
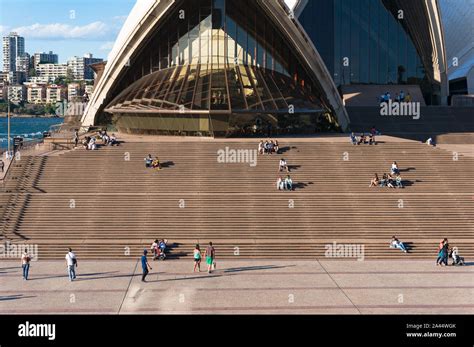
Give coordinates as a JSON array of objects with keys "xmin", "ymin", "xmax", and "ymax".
[
  {"xmin": 276, "ymin": 176, "xmax": 283, "ymax": 190},
  {"xmin": 387, "ymin": 174, "xmax": 396, "ymax": 188},
  {"xmin": 350, "ymin": 132, "xmax": 357, "ymax": 145},
  {"xmin": 152, "ymin": 157, "xmax": 161, "ymax": 170},
  {"xmin": 395, "ymin": 174, "xmax": 403, "ymax": 188},
  {"xmin": 258, "ymin": 140, "xmax": 264, "ymax": 155},
  {"xmin": 390, "ymin": 236, "xmax": 408, "ymax": 253},
  {"xmin": 144, "ymin": 154, "xmax": 153, "ymax": 168},
  {"xmin": 451, "ymin": 247, "xmax": 465, "ymax": 266},
  {"xmin": 279, "ymin": 158, "xmax": 289, "ymax": 173},
  {"xmin": 284, "ymin": 175, "xmax": 293, "ymax": 191},
  {"xmin": 391, "ymin": 161, "xmax": 400, "ymax": 175},
  {"xmin": 369, "ymin": 174, "xmax": 379, "ymax": 187},
  {"xmin": 109, "ymin": 134, "xmax": 118, "ymax": 146},
  {"xmin": 380, "ymin": 173, "xmax": 388, "ymax": 187},
  {"xmin": 368, "ymin": 133, "xmax": 375, "ymax": 145},
  {"xmin": 274, "ymin": 140, "xmax": 280, "ymax": 154}
]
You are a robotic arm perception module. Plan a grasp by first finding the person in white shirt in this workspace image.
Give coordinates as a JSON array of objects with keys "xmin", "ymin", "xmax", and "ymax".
[
  {"xmin": 88, "ymin": 137, "xmax": 97, "ymax": 151},
  {"xmin": 276, "ymin": 177, "xmax": 283, "ymax": 190},
  {"xmin": 279, "ymin": 159, "xmax": 288, "ymax": 173},
  {"xmin": 391, "ymin": 161, "xmax": 399, "ymax": 175},
  {"xmin": 390, "ymin": 236, "xmax": 408, "ymax": 253},
  {"xmin": 258, "ymin": 141, "xmax": 264, "ymax": 155},
  {"xmin": 110, "ymin": 134, "xmax": 118, "ymax": 146},
  {"xmin": 451, "ymin": 247, "xmax": 465, "ymax": 266},
  {"xmin": 65, "ymin": 248, "xmax": 77, "ymax": 281}
]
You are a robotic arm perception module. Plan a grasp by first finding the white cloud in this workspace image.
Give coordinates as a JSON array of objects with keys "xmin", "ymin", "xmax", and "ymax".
[
  {"xmin": 12, "ymin": 21, "xmax": 108, "ymax": 40},
  {"xmin": 112, "ymin": 15, "xmax": 128, "ymax": 22}
]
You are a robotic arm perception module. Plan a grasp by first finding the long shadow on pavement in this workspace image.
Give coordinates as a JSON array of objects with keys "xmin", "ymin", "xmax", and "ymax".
[
  {"xmin": 0, "ymin": 294, "xmax": 37, "ymax": 301},
  {"xmin": 223, "ymin": 265, "xmax": 294, "ymax": 273},
  {"xmin": 29, "ymin": 271, "xmax": 120, "ymax": 281}
]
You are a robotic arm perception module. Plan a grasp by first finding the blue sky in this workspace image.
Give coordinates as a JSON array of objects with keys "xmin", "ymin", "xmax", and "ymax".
[{"xmin": 0, "ymin": 0, "xmax": 297, "ymax": 70}]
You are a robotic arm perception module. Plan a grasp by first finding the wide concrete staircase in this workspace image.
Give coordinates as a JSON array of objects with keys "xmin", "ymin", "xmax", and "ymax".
[{"xmin": 1, "ymin": 138, "xmax": 473, "ymax": 260}]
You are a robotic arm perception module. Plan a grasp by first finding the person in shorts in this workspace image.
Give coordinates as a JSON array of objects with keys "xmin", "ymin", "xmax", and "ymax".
[
  {"xmin": 204, "ymin": 242, "xmax": 215, "ymax": 274},
  {"xmin": 193, "ymin": 244, "xmax": 202, "ymax": 272}
]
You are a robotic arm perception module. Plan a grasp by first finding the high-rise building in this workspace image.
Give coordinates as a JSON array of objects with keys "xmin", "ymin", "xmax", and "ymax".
[
  {"xmin": 33, "ymin": 51, "xmax": 59, "ymax": 67},
  {"xmin": 16, "ymin": 53, "xmax": 31, "ymax": 74},
  {"xmin": 36, "ymin": 63, "xmax": 68, "ymax": 82},
  {"xmin": 14, "ymin": 53, "xmax": 31, "ymax": 84},
  {"xmin": 2, "ymin": 32, "xmax": 25, "ymax": 75},
  {"xmin": 67, "ymin": 54, "xmax": 104, "ymax": 81}
]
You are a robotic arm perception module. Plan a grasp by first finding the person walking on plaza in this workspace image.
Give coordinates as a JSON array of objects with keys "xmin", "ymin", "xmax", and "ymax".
[
  {"xmin": 436, "ymin": 239, "xmax": 449, "ymax": 267},
  {"xmin": 204, "ymin": 242, "xmax": 216, "ymax": 274},
  {"xmin": 193, "ymin": 244, "xmax": 202, "ymax": 272},
  {"xmin": 73, "ymin": 130, "xmax": 79, "ymax": 148},
  {"xmin": 0, "ymin": 159, "xmax": 4, "ymax": 173},
  {"xmin": 65, "ymin": 248, "xmax": 77, "ymax": 281},
  {"xmin": 141, "ymin": 250, "xmax": 152, "ymax": 282},
  {"xmin": 21, "ymin": 249, "xmax": 31, "ymax": 280}
]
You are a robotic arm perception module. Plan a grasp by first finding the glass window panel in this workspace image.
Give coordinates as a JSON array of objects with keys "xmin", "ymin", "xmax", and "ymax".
[
  {"xmin": 350, "ymin": 0, "xmax": 360, "ymax": 83},
  {"xmin": 226, "ymin": 65, "xmax": 246, "ymax": 109},
  {"xmin": 378, "ymin": 4, "xmax": 388, "ymax": 84},
  {"xmin": 340, "ymin": 1, "xmax": 351, "ymax": 84},
  {"xmin": 369, "ymin": 0, "xmax": 379, "ymax": 83},
  {"xmin": 226, "ymin": 17, "xmax": 237, "ymax": 64},
  {"xmin": 359, "ymin": 0, "xmax": 370, "ymax": 83},
  {"xmin": 388, "ymin": 12, "xmax": 398, "ymax": 83},
  {"xmin": 398, "ymin": 26, "xmax": 407, "ymax": 83},
  {"xmin": 200, "ymin": 15, "xmax": 212, "ymax": 64}
]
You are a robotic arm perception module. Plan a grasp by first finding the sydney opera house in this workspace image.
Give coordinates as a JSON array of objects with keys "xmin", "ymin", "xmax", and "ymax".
[{"xmin": 81, "ymin": 0, "xmax": 450, "ymax": 137}]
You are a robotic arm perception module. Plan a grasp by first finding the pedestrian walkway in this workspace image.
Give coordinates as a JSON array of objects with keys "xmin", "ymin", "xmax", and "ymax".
[{"xmin": 0, "ymin": 260, "xmax": 472, "ymax": 314}]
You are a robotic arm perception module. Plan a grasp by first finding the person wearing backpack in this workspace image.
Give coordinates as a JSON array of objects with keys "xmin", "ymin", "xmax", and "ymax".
[
  {"xmin": 65, "ymin": 248, "xmax": 77, "ymax": 281},
  {"xmin": 21, "ymin": 249, "xmax": 31, "ymax": 280}
]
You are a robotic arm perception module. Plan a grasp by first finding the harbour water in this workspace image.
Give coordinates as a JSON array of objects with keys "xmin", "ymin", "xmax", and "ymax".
[{"xmin": 0, "ymin": 117, "xmax": 64, "ymax": 149}]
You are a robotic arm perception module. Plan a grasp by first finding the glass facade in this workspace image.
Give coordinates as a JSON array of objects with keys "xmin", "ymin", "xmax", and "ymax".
[
  {"xmin": 299, "ymin": 0, "xmax": 427, "ymax": 86},
  {"xmin": 102, "ymin": 0, "xmax": 338, "ymax": 137}
]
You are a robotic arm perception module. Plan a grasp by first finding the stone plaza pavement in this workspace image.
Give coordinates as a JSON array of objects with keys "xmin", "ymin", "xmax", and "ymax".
[{"xmin": 0, "ymin": 259, "xmax": 473, "ymax": 314}]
